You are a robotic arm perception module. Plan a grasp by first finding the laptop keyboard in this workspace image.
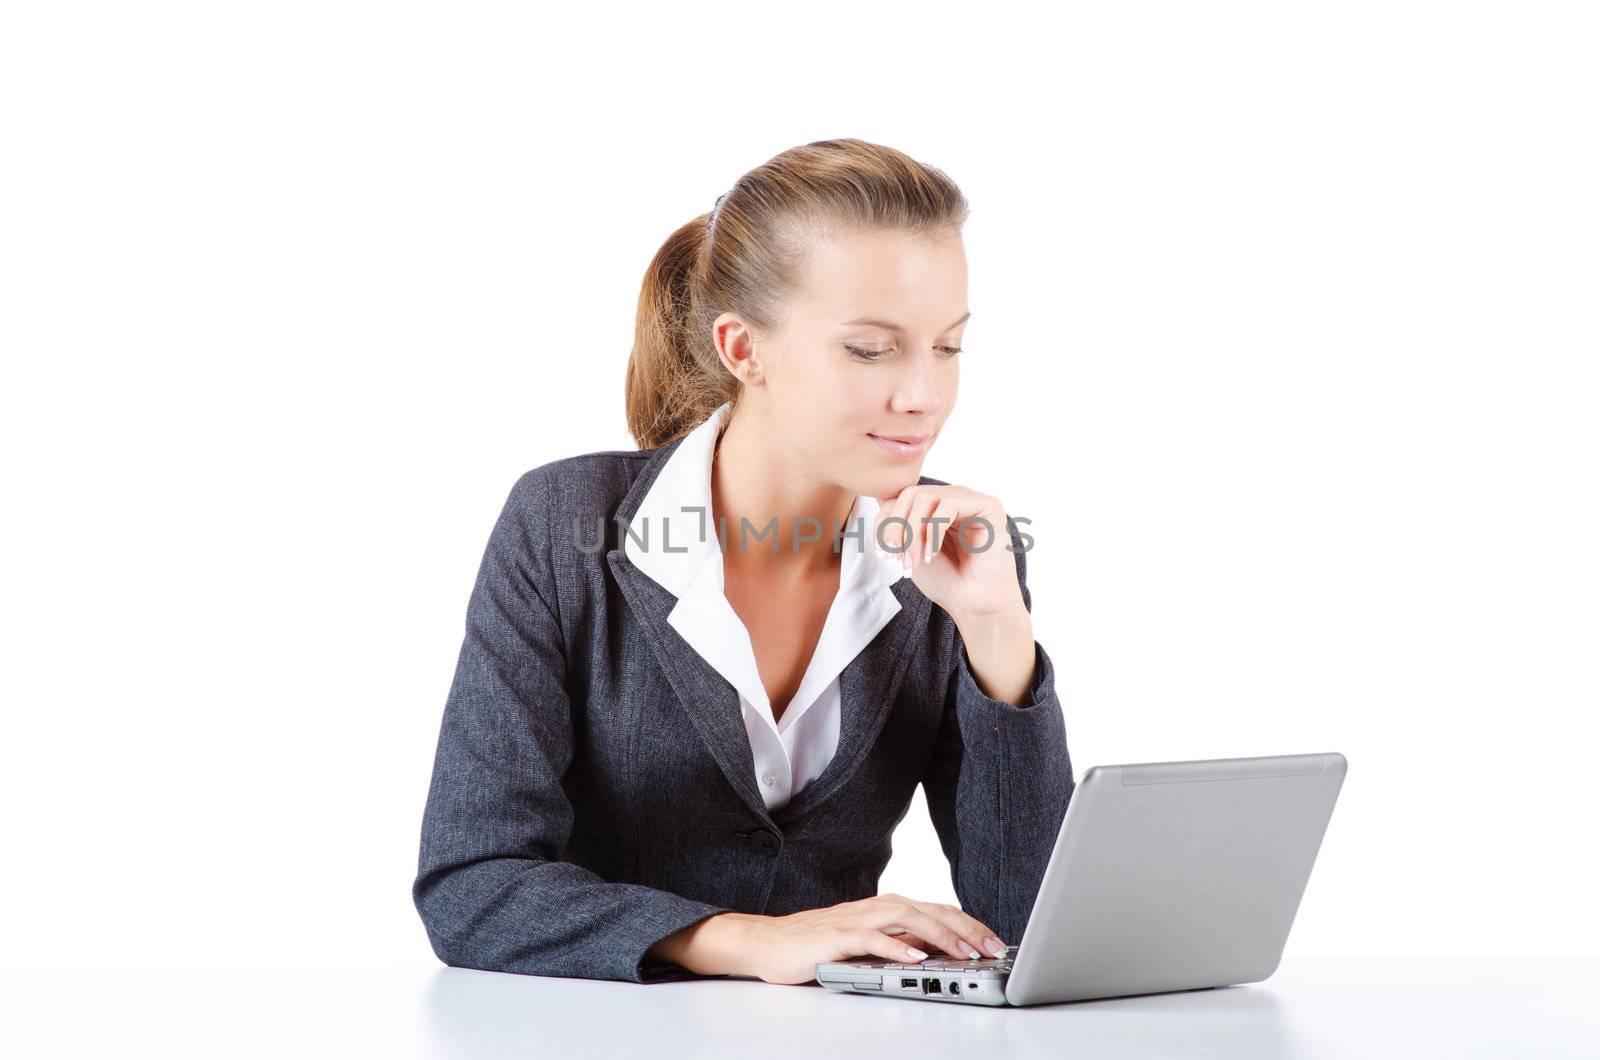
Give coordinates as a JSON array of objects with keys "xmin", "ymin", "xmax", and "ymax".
[{"xmin": 866, "ymin": 946, "xmax": 1018, "ymax": 971}]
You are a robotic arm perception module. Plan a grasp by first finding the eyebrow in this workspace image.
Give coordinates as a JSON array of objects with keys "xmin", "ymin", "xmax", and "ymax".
[{"xmin": 841, "ymin": 310, "xmax": 972, "ymax": 333}]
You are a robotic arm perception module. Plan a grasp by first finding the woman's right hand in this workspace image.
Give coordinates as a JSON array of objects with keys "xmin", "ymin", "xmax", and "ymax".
[{"xmin": 740, "ymin": 894, "xmax": 1009, "ymax": 986}]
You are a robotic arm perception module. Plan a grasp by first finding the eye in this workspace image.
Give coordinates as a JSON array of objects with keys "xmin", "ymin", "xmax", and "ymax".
[
  {"xmin": 846, "ymin": 344, "xmax": 963, "ymax": 362},
  {"xmin": 845, "ymin": 345, "xmax": 890, "ymax": 362}
]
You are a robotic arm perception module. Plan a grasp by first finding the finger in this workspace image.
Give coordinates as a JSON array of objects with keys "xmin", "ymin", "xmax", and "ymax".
[
  {"xmin": 916, "ymin": 492, "xmax": 943, "ymax": 567},
  {"xmin": 888, "ymin": 486, "xmax": 921, "ymax": 555},
  {"xmin": 871, "ymin": 903, "xmax": 985, "ymax": 961},
  {"xmin": 904, "ymin": 490, "xmax": 940, "ymax": 570},
  {"xmin": 927, "ymin": 903, "xmax": 1009, "ymax": 958},
  {"xmin": 959, "ymin": 507, "xmax": 1001, "ymax": 556},
  {"xmin": 928, "ymin": 498, "xmax": 958, "ymax": 563},
  {"xmin": 882, "ymin": 927, "xmax": 935, "ymax": 953},
  {"xmin": 954, "ymin": 510, "xmax": 982, "ymax": 554},
  {"xmin": 874, "ymin": 490, "xmax": 915, "ymax": 561},
  {"xmin": 903, "ymin": 900, "xmax": 1008, "ymax": 959},
  {"xmin": 850, "ymin": 928, "xmax": 928, "ymax": 964}
]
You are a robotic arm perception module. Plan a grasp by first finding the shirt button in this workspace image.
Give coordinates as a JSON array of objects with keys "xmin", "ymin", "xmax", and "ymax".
[{"xmin": 761, "ymin": 767, "xmax": 780, "ymax": 787}]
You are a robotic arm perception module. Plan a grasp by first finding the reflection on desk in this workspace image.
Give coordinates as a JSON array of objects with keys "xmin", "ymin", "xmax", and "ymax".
[{"xmin": 9, "ymin": 956, "xmax": 1597, "ymax": 1059}]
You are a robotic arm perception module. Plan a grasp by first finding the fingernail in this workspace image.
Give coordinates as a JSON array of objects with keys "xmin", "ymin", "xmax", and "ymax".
[
  {"xmin": 984, "ymin": 937, "xmax": 1005, "ymax": 957},
  {"xmin": 965, "ymin": 945, "xmax": 981, "ymax": 960},
  {"xmin": 907, "ymin": 947, "xmax": 928, "ymax": 961},
  {"xmin": 924, "ymin": 535, "xmax": 933, "ymax": 562}
]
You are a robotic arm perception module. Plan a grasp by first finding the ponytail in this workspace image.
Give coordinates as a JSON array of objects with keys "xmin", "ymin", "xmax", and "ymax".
[{"xmin": 624, "ymin": 213, "xmax": 738, "ymax": 449}]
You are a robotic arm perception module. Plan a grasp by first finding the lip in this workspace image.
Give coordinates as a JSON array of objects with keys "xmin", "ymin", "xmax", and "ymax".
[{"xmin": 867, "ymin": 432, "xmax": 931, "ymax": 459}]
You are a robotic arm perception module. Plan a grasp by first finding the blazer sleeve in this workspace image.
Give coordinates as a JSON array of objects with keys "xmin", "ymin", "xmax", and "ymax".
[
  {"xmin": 412, "ymin": 469, "xmax": 734, "ymax": 984},
  {"xmin": 921, "ymin": 519, "xmax": 1076, "ymax": 947}
]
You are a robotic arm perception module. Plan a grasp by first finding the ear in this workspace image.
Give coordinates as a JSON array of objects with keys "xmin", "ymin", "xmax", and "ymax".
[{"xmin": 713, "ymin": 313, "xmax": 765, "ymax": 387}]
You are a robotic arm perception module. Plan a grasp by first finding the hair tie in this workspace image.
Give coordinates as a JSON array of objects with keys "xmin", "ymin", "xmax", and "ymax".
[{"xmin": 707, "ymin": 192, "xmax": 728, "ymax": 244}]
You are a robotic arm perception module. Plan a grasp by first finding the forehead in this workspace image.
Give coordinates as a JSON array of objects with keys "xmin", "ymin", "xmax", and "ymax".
[{"xmin": 787, "ymin": 227, "xmax": 968, "ymax": 324}]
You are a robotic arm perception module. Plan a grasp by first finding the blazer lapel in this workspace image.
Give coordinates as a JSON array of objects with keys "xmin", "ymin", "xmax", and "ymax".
[
  {"xmin": 605, "ymin": 438, "xmax": 935, "ymax": 828},
  {"xmin": 606, "ymin": 439, "xmax": 773, "ymax": 822},
  {"xmin": 608, "ymin": 547, "xmax": 774, "ymax": 822},
  {"xmin": 771, "ymin": 576, "xmax": 932, "ymax": 825}
]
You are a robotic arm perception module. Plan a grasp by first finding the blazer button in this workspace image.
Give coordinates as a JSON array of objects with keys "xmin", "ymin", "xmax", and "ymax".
[{"xmin": 747, "ymin": 828, "xmax": 781, "ymax": 857}]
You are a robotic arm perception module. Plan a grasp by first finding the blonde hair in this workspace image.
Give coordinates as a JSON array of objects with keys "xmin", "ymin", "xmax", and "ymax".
[{"xmin": 623, "ymin": 138, "xmax": 970, "ymax": 449}]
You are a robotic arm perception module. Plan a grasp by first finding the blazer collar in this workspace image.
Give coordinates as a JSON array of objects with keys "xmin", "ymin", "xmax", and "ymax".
[{"xmin": 605, "ymin": 405, "xmax": 934, "ymax": 826}]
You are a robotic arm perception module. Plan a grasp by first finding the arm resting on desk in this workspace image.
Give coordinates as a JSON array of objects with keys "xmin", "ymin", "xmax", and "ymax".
[
  {"xmin": 412, "ymin": 471, "xmax": 731, "ymax": 984},
  {"xmin": 921, "ymin": 532, "xmax": 1076, "ymax": 946}
]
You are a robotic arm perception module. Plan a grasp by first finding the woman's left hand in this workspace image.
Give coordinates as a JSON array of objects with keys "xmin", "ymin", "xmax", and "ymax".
[{"xmin": 871, "ymin": 483, "xmax": 1027, "ymax": 625}]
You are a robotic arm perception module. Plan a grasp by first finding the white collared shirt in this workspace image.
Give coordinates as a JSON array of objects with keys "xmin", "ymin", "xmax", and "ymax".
[{"xmin": 623, "ymin": 401, "xmax": 909, "ymax": 811}]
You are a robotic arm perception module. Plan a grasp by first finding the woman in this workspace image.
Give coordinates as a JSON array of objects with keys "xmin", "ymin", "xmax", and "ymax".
[{"xmin": 412, "ymin": 138, "xmax": 1076, "ymax": 986}]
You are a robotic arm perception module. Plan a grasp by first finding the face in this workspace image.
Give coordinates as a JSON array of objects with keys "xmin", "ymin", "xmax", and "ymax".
[{"xmin": 727, "ymin": 226, "xmax": 968, "ymax": 500}]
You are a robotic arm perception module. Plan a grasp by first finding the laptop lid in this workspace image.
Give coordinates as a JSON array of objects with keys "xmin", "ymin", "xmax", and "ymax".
[{"xmin": 1004, "ymin": 752, "xmax": 1346, "ymax": 1006}]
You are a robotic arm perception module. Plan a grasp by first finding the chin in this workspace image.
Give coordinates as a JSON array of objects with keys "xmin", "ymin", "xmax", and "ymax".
[{"xmin": 865, "ymin": 467, "xmax": 924, "ymax": 500}]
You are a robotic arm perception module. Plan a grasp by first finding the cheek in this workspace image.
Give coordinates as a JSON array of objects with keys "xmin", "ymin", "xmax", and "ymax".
[{"xmin": 778, "ymin": 351, "xmax": 851, "ymax": 404}]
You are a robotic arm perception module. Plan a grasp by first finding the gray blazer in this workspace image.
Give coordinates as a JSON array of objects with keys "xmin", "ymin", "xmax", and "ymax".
[{"xmin": 412, "ymin": 435, "xmax": 1077, "ymax": 983}]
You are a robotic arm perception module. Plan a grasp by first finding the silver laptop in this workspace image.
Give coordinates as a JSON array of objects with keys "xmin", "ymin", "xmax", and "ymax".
[{"xmin": 818, "ymin": 751, "xmax": 1346, "ymax": 1006}]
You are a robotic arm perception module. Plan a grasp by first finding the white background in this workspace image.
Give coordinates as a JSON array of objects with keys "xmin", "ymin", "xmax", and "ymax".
[{"xmin": 2, "ymin": 0, "xmax": 1595, "ymax": 979}]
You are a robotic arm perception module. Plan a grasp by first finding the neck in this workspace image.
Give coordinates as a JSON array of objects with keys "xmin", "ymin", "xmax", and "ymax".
[{"xmin": 711, "ymin": 404, "xmax": 856, "ymax": 579}]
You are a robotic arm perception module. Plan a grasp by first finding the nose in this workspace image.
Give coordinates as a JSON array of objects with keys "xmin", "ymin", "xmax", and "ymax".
[{"xmin": 887, "ymin": 347, "xmax": 954, "ymax": 418}]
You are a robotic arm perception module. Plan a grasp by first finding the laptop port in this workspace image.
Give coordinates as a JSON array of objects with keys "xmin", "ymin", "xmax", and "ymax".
[
  {"xmin": 921, "ymin": 978, "xmax": 942, "ymax": 994},
  {"xmin": 900, "ymin": 978, "xmax": 918, "ymax": 989},
  {"xmin": 949, "ymin": 981, "xmax": 961, "ymax": 996}
]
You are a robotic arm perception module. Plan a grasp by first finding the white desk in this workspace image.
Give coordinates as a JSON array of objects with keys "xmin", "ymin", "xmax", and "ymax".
[{"xmin": 11, "ymin": 957, "xmax": 1597, "ymax": 1058}]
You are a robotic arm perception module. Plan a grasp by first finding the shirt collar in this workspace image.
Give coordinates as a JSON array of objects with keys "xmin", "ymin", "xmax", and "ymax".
[{"xmin": 623, "ymin": 400, "xmax": 907, "ymax": 599}]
